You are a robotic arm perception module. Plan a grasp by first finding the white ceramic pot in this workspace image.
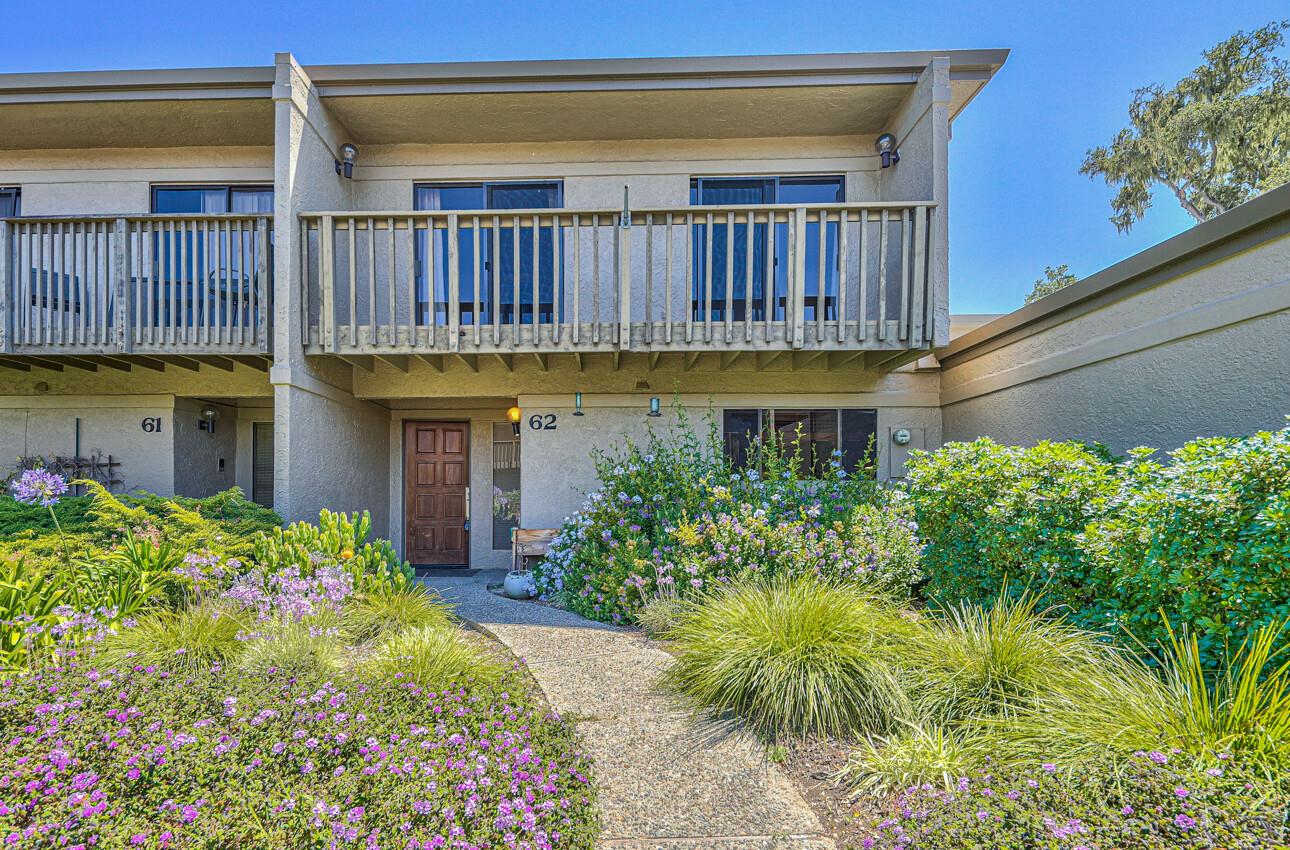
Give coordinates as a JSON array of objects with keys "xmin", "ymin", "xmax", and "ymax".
[{"xmin": 503, "ymin": 569, "xmax": 535, "ymax": 599}]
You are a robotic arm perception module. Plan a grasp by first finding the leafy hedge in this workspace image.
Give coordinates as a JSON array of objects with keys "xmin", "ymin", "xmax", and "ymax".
[
  {"xmin": 532, "ymin": 411, "xmax": 919, "ymax": 624},
  {"xmin": 904, "ymin": 426, "xmax": 1290, "ymax": 664}
]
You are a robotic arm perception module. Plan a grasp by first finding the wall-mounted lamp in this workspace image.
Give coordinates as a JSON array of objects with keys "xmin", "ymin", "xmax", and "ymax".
[
  {"xmin": 573, "ymin": 392, "xmax": 584, "ymax": 416},
  {"xmin": 647, "ymin": 397, "xmax": 662, "ymax": 418},
  {"xmin": 198, "ymin": 404, "xmax": 220, "ymax": 434},
  {"xmin": 875, "ymin": 133, "xmax": 900, "ymax": 169},
  {"xmin": 507, "ymin": 405, "xmax": 522, "ymax": 437},
  {"xmin": 335, "ymin": 143, "xmax": 359, "ymax": 179}
]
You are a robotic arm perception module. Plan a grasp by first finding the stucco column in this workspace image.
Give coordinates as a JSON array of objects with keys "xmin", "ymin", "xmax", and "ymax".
[{"xmin": 269, "ymin": 52, "xmax": 390, "ymax": 532}]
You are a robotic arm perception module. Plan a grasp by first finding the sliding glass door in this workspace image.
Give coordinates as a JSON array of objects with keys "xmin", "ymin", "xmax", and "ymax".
[
  {"xmin": 414, "ymin": 182, "xmax": 562, "ymax": 327},
  {"xmin": 690, "ymin": 176, "xmax": 843, "ymax": 324}
]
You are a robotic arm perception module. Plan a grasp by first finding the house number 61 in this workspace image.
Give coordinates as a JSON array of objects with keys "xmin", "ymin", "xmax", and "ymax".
[
  {"xmin": 528, "ymin": 414, "xmax": 557, "ymax": 430},
  {"xmin": 141, "ymin": 417, "xmax": 163, "ymax": 433}
]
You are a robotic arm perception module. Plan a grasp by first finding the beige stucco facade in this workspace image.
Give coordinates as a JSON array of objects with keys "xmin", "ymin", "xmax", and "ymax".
[
  {"xmin": 939, "ymin": 185, "xmax": 1290, "ymax": 454},
  {"xmin": 8, "ymin": 49, "xmax": 1286, "ymax": 569}
]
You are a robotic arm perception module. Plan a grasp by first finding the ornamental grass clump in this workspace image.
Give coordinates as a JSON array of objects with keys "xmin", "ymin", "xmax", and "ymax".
[
  {"xmin": 364, "ymin": 624, "xmax": 504, "ymax": 691},
  {"xmin": 342, "ymin": 580, "xmax": 453, "ymax": 643},
  {"xmin": 1002, "ymin": 619, "xmax": 1290, "ymax": 775},
  {"xmin": 845, "ymin": 722, "xmax": 991, "ymax": 797},
  {"xmin": 903, "ymin": 589, "xmax": 1114, "ymax": 724},
  {"xmin": 237, "ymin": 618, "xmax": 347, "ymax": 677},
  {"xmin": 98, "ymin": 603, "xmax": 248, "ymax": 673},
  {"xmin": 661, "ymin": 576, "xmax": 912, "ymax": 740}
]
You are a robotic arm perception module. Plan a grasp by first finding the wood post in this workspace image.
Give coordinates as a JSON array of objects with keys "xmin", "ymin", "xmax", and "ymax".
[
  {"xmin": 112, "ymin": 217, "xmax": 131, "ymax": 353},
  {"xmin": 0, "ymin": 220, "xmax": 11, "ymax": 354}
]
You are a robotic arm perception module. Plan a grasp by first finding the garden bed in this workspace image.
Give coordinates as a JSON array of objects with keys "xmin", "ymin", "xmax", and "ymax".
[{"xmin": 0, "ymin": 478, "xmax": 597, "ymax": 849}]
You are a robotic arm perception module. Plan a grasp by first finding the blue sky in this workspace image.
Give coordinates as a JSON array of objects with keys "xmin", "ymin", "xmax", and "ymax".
[{"xmin": 3, "ymin": 0, "xmax": 1284, "ymax": 312}]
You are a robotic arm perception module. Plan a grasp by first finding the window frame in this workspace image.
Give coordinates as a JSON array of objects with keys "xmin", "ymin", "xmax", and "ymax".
[
  {"xmin": 0, "ymin": 187, "xmax": 20, "ymax": 217},
  {"xmin": 722, "ymin": 407, "xmax": 878, "ymax": 477},
  {"xmin": 149, "ymin": 184, "xmax": 274, "ymax": 215},
  {"xmin": 689, "ymin": 174, "xmax": 845, "ymax": 206},
  {"xmin": 412, "ymin": 180, "xmax": 565, "ymax": 212}
]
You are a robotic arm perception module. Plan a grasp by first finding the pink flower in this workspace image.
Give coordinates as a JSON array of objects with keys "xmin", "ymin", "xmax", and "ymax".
[{"xmin": 1175, "ymin": 813, "xmax": 1196, "ymax": 830}]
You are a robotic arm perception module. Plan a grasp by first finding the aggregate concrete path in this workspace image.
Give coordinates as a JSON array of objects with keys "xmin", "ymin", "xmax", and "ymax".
[{"xmin": 426, "ymin": 570, "xmax": 835, "ymax": 850}]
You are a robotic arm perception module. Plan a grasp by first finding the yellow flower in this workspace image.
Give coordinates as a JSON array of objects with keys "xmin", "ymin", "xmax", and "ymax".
[{"xmin": 340, "ymin": 548, "xmax": 355, "ymax": 560}]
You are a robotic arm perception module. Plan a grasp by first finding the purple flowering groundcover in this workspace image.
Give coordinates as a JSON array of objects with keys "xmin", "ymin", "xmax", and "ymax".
[{"xmin": 0, "ymin": 663, "xmax": 596, "ymax": 849}]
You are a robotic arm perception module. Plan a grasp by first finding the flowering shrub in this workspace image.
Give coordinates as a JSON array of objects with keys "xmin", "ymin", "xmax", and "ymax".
[
  {"xmin": 904, "ymin": 426, "xmax": 1290, "ymax": 665},
  {"xmin": 0, "ymin": 662, "xmax": 596, "ymax": 849},
  {"xmin": 533, "ymin": 412, "xmax": 907, "ymax": 624},
  {"xmin": 859, "ymin": 753, "xmax": 1286, "ymax": 850}
]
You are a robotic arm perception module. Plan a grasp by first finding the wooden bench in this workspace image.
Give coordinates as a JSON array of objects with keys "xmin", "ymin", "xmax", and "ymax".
[{"xmin": 511, "ymin": 528, "xmax": 559, "ymax": 572}]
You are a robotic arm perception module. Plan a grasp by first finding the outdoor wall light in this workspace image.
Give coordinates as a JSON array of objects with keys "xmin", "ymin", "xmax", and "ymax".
[
  {"xmin": 198, "ymin": 404, "xmax": 220, "ymax": 435},
  {"xmin": 573, "ymin": 392, "xmax": 585, "ymax": 416},
  {"xmin": 875, "ymin": 133, "xmax": 900, "ymax": 169},
  {"xmin": 507, "ymin": 405, "xmax": 522, "ymax": 437},
  {"xmin": 335, "ymin": 143, "xmax": 359, "ymax": 179},
  {"xmin": 647, "ymin": 397, "xmax": 662, "ymax": 418}
]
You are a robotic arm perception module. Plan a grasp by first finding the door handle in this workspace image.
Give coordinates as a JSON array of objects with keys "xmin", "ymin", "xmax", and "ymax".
[{"xmin": 463, "ymin": 487, "xmax": 471, "ymax": 531}]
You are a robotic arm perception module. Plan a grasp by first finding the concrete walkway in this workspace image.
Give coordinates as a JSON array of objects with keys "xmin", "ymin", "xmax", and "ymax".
[{"xmin": 427, "ymin": 570, "xmax": 834, "ymax": 850}]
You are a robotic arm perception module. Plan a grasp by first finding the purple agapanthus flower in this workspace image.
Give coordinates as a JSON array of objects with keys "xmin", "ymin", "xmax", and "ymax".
[{"xmin": 11, "ymin": 468, "xmax": 68, "ymax": 506}]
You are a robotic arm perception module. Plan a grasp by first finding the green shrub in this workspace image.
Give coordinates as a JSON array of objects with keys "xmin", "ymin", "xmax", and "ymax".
[
  {"xmin": 904, "ymin": 427, "xmax": 1290, "ymax": 665},
  {"xmin": 98, "ymin": 604, "xmax": 248, "ymax": 673},
  {"xmin": 0, "ymin": 495, "xmax": 95, "ymax": 535},
  {"xmin": 364, "ymin": 624, "xmax": 504, "ymax": 690},
  {"xmin": 636, "ymin": 594, "xmax": 689, "ymax": 638},
  {"xmin": 661, "ymin": 576, "xmax": 912, "ymax": 740},
  {"xmin": 534, "ymin": 408, "xmax": 888, "ymax": 624},
  {"xmin": 343, "ymin": 581, "xmax": 452, "ymax": 643}
]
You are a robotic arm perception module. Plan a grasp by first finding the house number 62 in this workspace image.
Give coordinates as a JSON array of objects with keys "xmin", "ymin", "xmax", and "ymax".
[{"xmin": 528, "ymin": 414, "xmax": 557, "ymax": 430}]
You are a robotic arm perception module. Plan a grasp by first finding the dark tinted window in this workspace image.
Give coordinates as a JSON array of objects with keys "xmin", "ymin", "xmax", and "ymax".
[
  {"xmin": 151, "ymin": 186, "xmax": 273, "ymax": 214},
  {"xmin": 1, "ymin": 187, "xmax": 22, "ymax": 217},
  {"xmin": 723, "ymin": 407, "xmax": 876, "ymax": 476}
]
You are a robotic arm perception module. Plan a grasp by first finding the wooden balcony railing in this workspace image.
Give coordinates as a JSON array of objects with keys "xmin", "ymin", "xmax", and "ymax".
[
  {"xmin": 0, "ymin": 215, "xmax": 272, "ymax": 358},
  {"xmin": 300, "ymin": 202, "xmax": 937, "ymax": 359}
]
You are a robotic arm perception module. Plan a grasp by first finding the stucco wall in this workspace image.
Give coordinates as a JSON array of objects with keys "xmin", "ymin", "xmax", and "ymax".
[
  {"xmin": 171, "ymin": 398, "xmax": 238, "ymax": 497},
  {"xmin": 0, "ymin": 147, "xmax": 274, "ymax": 216},
  {"xmin": 0, "ymin": 395, "xmax": 176, "ymax": 493},
  {"xmin": 344, "ymin": 136, "xmax": 898, "ymax": 214},
  {"xmin": 940, "ymin": 229, "xmax": 1290, "ymax": 453}
]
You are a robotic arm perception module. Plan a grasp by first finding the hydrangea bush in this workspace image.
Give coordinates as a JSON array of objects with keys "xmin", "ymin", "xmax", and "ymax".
[
  {"xmin": 904, "ymin": 426, "xmax": 1290, "ymax": 664},
  {"xmin": 532, "ymin": 412, "xmax": 912, "ymax": 624},
  {"xmin": 0, "ymin": 662, "xmax": 596, "ymax": 849},
  {"xmin": 859, "ymin": 752, "xmax": 1286, "ymax": 850}
]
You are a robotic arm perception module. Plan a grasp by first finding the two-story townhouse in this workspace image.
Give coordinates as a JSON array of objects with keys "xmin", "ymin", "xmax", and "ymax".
[{"xmin": 0, "ymin": 49, "xmax": 1008, "ymax": 568}]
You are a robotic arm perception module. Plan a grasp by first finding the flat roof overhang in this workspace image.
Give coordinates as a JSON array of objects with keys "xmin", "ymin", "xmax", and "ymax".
[
  {"xmin": 307, "ymin": 49, "xmax": 1008, "ymax": 145},
  {"xmin": 0, "ymin": 66, "xmax": 275, "ymax": 148},
  {"xmin": 0, "ymin": 49, "xmax": 1007, "ymax": 149}
]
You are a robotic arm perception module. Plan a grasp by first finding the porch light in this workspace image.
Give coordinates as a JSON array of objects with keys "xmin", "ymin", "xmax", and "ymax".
[
  {"xmin": 199, "ymin": 404, "xmax": 219, "ymax": 434},
  {"xmin": 507, "ymin": 405, "xmax": 522, "ymax": 437},
  {"xmin": 335, "ymin": 143, "xmax": 359, "ymax": 179},
  {"xmin": 647, "ymin": 397, "xmax": 662, "ymax": 418},
  {"xmin": 573, "ymin": 392, "xmax": 584, "ymax": 416},
  {"xmin": 875, "ymin": 133, "xmax": 899, "ymax": 168}
]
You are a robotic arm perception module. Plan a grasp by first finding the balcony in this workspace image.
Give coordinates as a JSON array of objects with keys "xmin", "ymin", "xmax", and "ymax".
[
  {"xmin": 0, "ymin": 214, "xmax": 272, "ymax": 370},
  {"xmin": 301, "ymin": 202, "xmax": 939, "ymax": 369}
]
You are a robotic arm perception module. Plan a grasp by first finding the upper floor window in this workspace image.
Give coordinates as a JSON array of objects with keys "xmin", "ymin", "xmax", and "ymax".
[
  {"xmin": 151, "ymin": 185, "xmax": 273, "ymax": 214},
  {"xmin": 690, "ymin": 175, "xmax": 844, "ymax": 206},
  {"xmin": 412, "ymin": 182, "xmax": 564, "ymax": 326},
  {"xmin": 688, "ymin": 176, "xmax": 844, "ymax": 324},
  {"xmin": 414, "ymin": 181, "xmax": 562, "ymax": 212},
  {"xmin": 0, "ymin": 188, "xmax": 19, "ymax": 217},
  {"xmin": 722, "ymin": 407, "xmax": 877, "ymax": 478}
]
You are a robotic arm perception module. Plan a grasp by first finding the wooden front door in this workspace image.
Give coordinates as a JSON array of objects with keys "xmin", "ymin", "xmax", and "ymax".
[{"xmin": 404, "ymin": 421, "xmax": 470, "ymax": 566}]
